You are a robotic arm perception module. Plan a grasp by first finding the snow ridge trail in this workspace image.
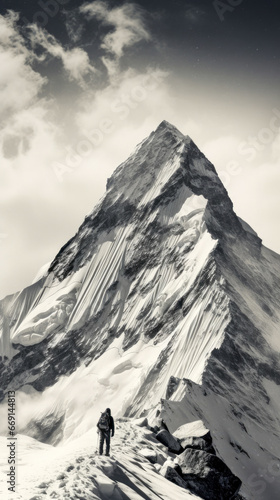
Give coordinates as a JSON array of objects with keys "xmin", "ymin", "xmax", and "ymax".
[{"xmin": 6, "ymin": 420, "xmax": 201, "ymax": 500}]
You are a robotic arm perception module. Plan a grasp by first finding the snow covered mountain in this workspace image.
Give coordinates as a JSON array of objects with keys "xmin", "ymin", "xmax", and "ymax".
[{"xmin": 0, "ymin": 121, "xmax": 280, "ymax": 499}]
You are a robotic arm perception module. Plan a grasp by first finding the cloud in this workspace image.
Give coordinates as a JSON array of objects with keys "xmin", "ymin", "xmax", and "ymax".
[
  {"xmin": 0, "ymin": 12, "xmax": 58, "ymax": 174},
  {"xmin": 202, "ymin": 135, "xmax": 242, "ymax": 171},
  {"xmin": 272, "ymin": 130, "xmax": 280, "ymax": 160},
  {"xmin": 64, "ymin": 10, "xmax": 84, "ymax": 43},
  {"xmin": 80, "ymin": 1, "xmax": 151, "ymax": 77},
  {"xmin": 75, "ymin": 67, "xmax": 168, "ymax": 132},
  {"xmin": 0, "ymin": 12, "xmax": 46, "ymax": 122},
  {"xmin": 231, "ymin": 162, "xmax": 280, "ymax": 252},
  {"xmin": 0, "ymin": 9, "xmax": 19, "ymax": 44},
  {"xmin": 28, "ymin": 24, "xmax": 95, "ymax": 87},
  {"xmin": 0, "ymin": 12, "xmax": 58, "ymax": 171},
  {"xmin": 0, "ymin": 12, "xmax": 65, "ymax": 298}
]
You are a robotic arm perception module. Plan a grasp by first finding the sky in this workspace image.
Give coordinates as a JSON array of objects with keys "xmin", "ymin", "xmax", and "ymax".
[{"xmin": 0, "ymin": 0, "xmax": 280, "ymax": 299}]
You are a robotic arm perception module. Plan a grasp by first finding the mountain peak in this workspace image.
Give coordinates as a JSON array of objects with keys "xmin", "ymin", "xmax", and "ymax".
[
  {"xmin": 154, "ymin": 120, "xmax": 185, "ymax": 138},
  {"xmin": 1, "ymin": 121, "xmax": 280, "ymax": 499},
  {"xmin": 49, "ymin": 121, "xmax": 261, "ymax": 284}
]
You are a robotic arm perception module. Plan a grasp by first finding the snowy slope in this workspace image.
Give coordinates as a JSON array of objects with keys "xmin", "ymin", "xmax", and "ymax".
[
  {"xmin": 0, "ymin": 121, "xmax": 280, "ymax": 499},
  {"xmin": 0, "ymin": 418, "xmax": 204, "ymax": 500}
]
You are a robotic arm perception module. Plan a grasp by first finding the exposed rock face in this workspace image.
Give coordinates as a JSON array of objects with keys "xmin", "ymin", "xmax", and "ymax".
[
  {"xmin": 177, "ymin": 448, "xmax": 242, "ymax": 500},
  {"xmin": 166, "ymin": 375, "xmax": 181, "ymax": 399}
]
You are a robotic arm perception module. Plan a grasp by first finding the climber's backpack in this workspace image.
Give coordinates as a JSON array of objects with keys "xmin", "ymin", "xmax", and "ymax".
[{"xmin": 98, "ymin": 412, "xmax": 110, "ymax": 431}]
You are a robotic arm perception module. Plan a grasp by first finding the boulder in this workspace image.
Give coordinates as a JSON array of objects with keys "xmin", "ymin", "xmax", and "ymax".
[
  {"xmin": 162, "ymin": 466, "xmax": 188, "ymax": 489},
  {"xmin": 177, "ymin": 448, "xmax": 242, "ymax": 500},
  {"xmin": 173, "ymin": 420, "xmax": 215, "ymax": 454},
  {"xmin": 156, "ymin": 429, "xmax": 182, "ymax": 454},
  {"xmin": 160, "ymin": 458, "xmax": 178, "ymax": 475},
  {"xmin": 160, "ymin": 459, "xmax": 188, "ymax": 489},
  {"xmin": 139, "ymin": 448, "xmax": 158, "ymax": 464},
  {"xmin": 151, "ymin": 424, "xmax": 160, "ymax": 434},
  {"xmin": 179, "ymin": 436, "xmax": 216, "ymax": 454},
  {"xmin": 156, "ymin": 452, "xmax": 167, "ymax": 466}
]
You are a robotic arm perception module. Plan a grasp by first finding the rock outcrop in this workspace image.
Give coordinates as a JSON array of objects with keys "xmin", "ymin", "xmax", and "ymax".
[
  {"xmin": 156, "ymin": 419, "xmax": 241, "ymax": 499},
  {"xmin": 177, "ymin": 448, "xmax": 241, "ymax": 500},
  {"xmin": 173, "ymin": 420, "xmax": 215, "ymax": 454}
]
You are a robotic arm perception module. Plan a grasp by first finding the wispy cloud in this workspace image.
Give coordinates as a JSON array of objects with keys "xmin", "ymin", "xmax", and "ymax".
[
  {"xmin": 28, "ymin": 24, "xmax": 96, "ymax": 88},
  {"xmin": 64, "ymin": 10, "xmax": 84, "ymax": 43},
  {"xmin": 0, "ymin": 12, "xmax": 46, "ymax": 121},
  {"xmin": 80, "ymin": 1, "xmax": 151, "ymax": 78},
  {"xmin": 0, "ymin": 11, "xmax": 56, "ymax": 164}
]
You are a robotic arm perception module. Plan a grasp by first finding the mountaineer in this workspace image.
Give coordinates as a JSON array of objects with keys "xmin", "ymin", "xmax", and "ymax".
[{"xmin": 97, "ymin": 408, "xmax": 115, "ymax": 456}]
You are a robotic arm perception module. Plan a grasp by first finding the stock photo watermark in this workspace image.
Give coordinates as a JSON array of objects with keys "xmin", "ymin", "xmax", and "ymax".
[
  {"xmin": 52, "ymin": 72, "xmax": 167, "ymax": 182},
  {"xmin": 213, "ymin": 0, "xmax": 244, "ymax": 22},
  {"xmin": 247, "ymin": 458, "xmax": 280, "ymax": 499},
  {"xmin": 22, "ymin": 0, "xmax": 70, "ymax": 28},
  {"xmin": 6, "ymin": 391, "xmax": 17, "ymax": 493}
]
